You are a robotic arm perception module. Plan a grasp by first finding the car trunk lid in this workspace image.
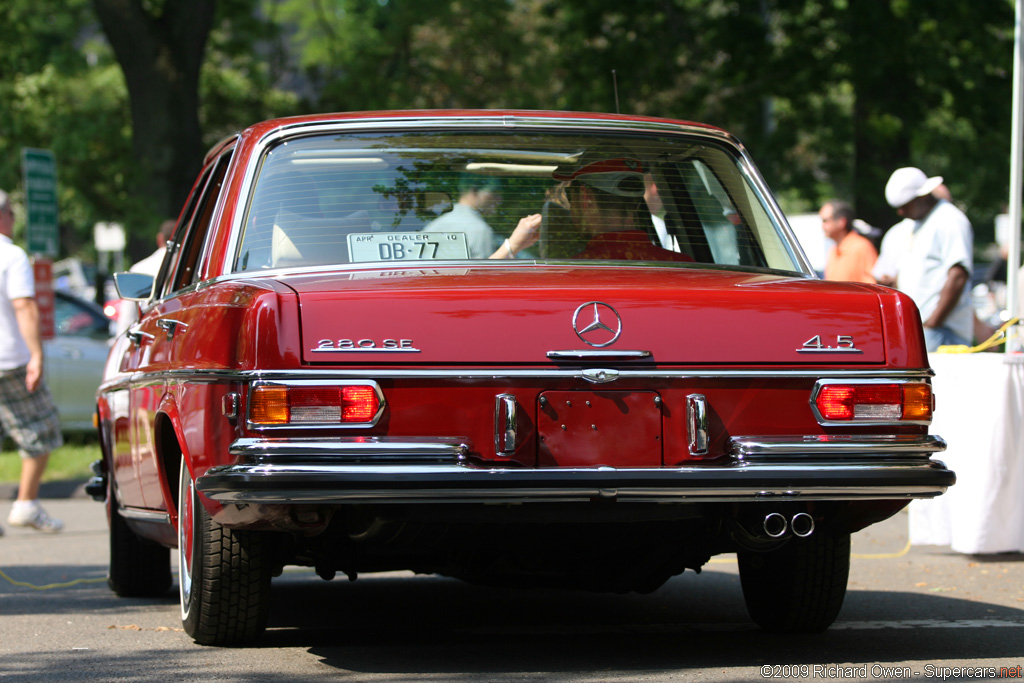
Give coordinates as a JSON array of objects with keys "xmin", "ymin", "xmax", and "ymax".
[{"xmin": 284, "ymin": 265, "xmax": 887, "ymax": 365}]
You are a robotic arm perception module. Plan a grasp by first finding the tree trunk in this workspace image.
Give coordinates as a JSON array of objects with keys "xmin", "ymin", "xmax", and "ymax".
[{"xmin": 91, "ymin": 0, "xmax": 216, "ymax": 220}]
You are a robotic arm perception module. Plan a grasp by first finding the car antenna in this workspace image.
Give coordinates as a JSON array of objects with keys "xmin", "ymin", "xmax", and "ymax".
[{"xmin": 612, "ymin": 69, "xmax": 621, "ymax": 113}]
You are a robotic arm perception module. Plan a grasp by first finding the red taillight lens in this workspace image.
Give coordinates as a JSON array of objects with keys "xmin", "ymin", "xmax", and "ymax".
[
  {"xmin": 815, "ymin": 383, "xmax": 932, "ymax": 422},
  {"xmin": 340, "ymin": 386, "xmax": 379, "ymax": 422},
  {"xmin": 250, "ymin": 384, "xmax": 380, "ymax": 425}
]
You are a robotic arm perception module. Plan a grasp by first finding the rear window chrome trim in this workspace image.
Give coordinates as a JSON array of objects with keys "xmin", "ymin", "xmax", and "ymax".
[{"xmin": 225, "ymin": 114, "xmax": 815, "ymax": 278}]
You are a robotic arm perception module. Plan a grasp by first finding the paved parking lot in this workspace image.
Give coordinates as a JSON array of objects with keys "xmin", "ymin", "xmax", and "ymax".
[{"xmin": 1, "ymin": 495, "xmax": 1023, "ymax": 681}]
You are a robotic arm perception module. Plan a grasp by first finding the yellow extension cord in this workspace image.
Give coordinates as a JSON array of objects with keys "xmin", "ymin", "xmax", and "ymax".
[
  {"xmin": 0, "ymin": 567, "xmax": 106, "ymax": 590},
  {"xmin": 935, "ymin": 317, "xmax": 1020, "ymax": 354}
]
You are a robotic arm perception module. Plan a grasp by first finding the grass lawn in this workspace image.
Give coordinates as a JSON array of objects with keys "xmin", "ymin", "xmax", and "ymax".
[{"xmin": 0, "ymin": 434, "xmax": 100, "ymax": 484}]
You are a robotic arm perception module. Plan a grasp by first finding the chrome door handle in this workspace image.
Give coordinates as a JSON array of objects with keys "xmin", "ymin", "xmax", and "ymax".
[
  {"xmin": 126, "ymin": 328, "xmax": 154, "ymax": 346},
  {"xmin": 156, "ymin": 318, "xmax": 188, "ymax": 340}
]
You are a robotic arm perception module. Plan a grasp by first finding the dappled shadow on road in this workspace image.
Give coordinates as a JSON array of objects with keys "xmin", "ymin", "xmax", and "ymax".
[{"xmin": 247, "ymin": 568, "xmax": 1024, "ymax": 678}]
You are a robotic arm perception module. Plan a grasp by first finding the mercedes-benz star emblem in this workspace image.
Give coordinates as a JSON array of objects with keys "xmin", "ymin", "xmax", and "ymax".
[{"xmin": 572, "ymin": 301, "xmax": 622, "ymax": 347}]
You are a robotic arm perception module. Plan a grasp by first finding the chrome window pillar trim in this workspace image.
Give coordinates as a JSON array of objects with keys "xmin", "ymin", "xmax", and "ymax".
[{"xmin": 730, "ymin": 434, "xmax": 946, "ymax": 458}]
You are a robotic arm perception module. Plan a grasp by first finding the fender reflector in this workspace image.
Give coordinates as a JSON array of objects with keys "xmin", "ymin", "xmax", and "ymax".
[{"xmin": 814, "ymin": 383, "xmax": 932, "ymax": 422}]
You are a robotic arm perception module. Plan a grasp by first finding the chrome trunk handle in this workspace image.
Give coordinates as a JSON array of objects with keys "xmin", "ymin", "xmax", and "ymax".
[
  {"xmin": 494, "ymin": 394, "xmax": 518, "ymax": 457},
  {"xmin": 687, "ymin": 393, "xmax": 709, "ymax": 456}
]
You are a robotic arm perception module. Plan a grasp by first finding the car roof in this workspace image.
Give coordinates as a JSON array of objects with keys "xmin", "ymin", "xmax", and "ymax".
[{"xmin": 206, "ymin": 110, "xmax": 733, "ymax": 163}]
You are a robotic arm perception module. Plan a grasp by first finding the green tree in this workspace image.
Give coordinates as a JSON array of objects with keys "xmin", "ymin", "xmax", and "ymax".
[{"xmin": 0, "ymin": 0, "xmax": 136, "ymax": 256}]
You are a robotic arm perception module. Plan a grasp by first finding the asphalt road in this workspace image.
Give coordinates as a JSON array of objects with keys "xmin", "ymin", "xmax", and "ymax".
[{"xmin": 1, "ymin": 495, "xmax": 1023, "ymax": 682}]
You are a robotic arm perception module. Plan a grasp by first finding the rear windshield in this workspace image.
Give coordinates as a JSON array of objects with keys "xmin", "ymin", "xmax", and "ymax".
[{"xmin": 235, "ymin": 130, "xmax": 802, "ymax": 273}]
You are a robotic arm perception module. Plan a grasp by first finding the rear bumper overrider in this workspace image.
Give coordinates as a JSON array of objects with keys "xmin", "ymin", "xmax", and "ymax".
[{"xmin": 195, "ymin": 434, "xmax": 953, "ymax": 505}]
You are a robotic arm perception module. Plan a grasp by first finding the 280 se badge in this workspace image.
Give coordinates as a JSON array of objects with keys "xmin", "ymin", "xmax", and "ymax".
[{"xmin": 313, "ymin": 338, "xmax": 420, "ymax": 352}]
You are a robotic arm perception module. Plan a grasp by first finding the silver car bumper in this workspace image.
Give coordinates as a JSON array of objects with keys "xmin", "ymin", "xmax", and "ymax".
[{"xmin": 195, "ymin": 434, "xmax": 953, "ymax": 505}]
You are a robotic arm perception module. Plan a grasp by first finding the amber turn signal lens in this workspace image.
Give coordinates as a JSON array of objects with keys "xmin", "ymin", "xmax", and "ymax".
[
  {"xmin": 250, "ymin": 385, "xmax": 290, "ymax": 424},
  {"xmin": 901, "ymin": 383, "xmax": 933, "ymax": 421}
]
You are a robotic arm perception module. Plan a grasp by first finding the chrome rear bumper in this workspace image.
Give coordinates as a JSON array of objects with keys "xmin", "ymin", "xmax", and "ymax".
[{"xmin": 196, "ymin": 434, "xmax": 952, "ymax": 505}]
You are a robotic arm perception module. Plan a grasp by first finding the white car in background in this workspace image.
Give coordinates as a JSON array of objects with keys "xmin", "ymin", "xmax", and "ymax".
[{"xmin": 45, "ymin": 290, "xmax": 112, "ymax": 432}]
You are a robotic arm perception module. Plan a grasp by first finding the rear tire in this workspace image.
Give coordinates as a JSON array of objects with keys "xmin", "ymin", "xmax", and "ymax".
[
  {"xmin": 738, "ymin": 532, "xmax": 850, "ymax": 633},
  {"xmin": 178, "ymin": 456, "xmax": 271, "ymax": 645},
  {"xmin": 107, "ymin": 479, "xmax": 172, "ymax": 597}
]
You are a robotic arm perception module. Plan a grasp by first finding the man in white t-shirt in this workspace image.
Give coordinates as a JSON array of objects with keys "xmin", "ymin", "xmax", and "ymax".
[
  {"xmin": 880, "ymin": 168, "xmax": 973, "ymax": 351},
  {"xmin": 422, "ymin": 176, "xmax": 501, "ymax": 259},
  {"xmin": 0, "ymin": 190, "xmax": 63, "ymax": 534}
]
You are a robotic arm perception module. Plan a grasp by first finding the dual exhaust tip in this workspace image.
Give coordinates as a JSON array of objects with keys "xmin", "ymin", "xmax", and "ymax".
[{"xmin": 763, "ymin": 512, "xmax": 815, "ymax": 538}]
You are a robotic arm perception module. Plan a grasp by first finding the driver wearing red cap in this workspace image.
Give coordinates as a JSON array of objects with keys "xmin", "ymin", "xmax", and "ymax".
[{"xmin": 495, "ymin": 154, "xmax": 691, "ymax": 262}]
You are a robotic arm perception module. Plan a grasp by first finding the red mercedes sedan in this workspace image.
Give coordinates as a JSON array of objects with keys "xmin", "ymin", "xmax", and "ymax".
[{"xmin": 90, "ymin": 110, "xmax": 953, "ymax": 645}]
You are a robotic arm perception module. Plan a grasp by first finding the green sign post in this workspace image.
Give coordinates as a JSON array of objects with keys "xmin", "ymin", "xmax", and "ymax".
[{"xmin": 21, "ymin": 148, "xmax": 59, "ymax": 256}]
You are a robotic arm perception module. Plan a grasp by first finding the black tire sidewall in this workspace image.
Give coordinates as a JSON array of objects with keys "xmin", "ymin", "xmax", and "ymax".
[{"xmin": 739, "ymin": 532, "xmax": 851, "ymax": 633}]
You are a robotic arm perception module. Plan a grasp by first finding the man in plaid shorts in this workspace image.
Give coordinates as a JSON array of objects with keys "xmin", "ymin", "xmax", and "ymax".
[{"xmin": 0, "ymin": 189, "xmax": 63, "ymax": 534}]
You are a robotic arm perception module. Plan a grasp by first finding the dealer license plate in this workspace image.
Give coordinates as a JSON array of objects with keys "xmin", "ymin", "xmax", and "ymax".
[{"xmin": 348, "ymin": 232, "xmax": 470, "ymax": 262}]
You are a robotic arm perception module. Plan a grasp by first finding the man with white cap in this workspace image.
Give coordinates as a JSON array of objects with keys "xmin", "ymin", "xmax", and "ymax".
[{"xmin": 877, "ymin": 167, "xmax": 973, "ymax": 351}]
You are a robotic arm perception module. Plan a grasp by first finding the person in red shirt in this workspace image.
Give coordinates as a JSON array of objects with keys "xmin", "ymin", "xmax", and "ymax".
[
  {"xmin": 820, "ymin": 199, "xmax": 877, "ymax": 283},
  {"xmin": 495, "ymin": 155, "xmax": 691, "ymax": 262}
]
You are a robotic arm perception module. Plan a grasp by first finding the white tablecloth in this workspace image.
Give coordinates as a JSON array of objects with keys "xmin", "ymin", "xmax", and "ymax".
[{"xmin": 909, "ymin": 353, "xmax": 1024, "ymax": 553}]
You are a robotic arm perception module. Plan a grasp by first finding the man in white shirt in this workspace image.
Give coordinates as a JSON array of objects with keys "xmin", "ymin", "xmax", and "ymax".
[
  {"xmin": 422, "ymin": 176, "xmax": 501, "ymax": 259},
  {"xmin": 0, "ymin": 189, "xmax": 63, "ymax": 534},
  {"xmin": 881, "ymin": 168, "xmax": 973, "ymax": 351}
]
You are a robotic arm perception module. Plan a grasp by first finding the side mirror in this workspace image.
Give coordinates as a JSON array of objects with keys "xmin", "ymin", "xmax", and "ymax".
[{"xmin": 113, "ymin": 272, "xmax": 155, "ymax": 301}]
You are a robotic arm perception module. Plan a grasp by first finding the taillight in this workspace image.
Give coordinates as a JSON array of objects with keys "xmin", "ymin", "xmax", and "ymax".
[
  {"xmin": 813, "ymin": 382, "xmax": 932, "ymax": 422},
  {"xmin": 249, "ymin": 383, "xmax": 382, "ymax": 426}
]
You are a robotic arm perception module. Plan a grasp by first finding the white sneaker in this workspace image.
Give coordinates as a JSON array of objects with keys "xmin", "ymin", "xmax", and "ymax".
[{"xmin": 7, "ymin": 502, "xmax": 63, "ymax": 533}]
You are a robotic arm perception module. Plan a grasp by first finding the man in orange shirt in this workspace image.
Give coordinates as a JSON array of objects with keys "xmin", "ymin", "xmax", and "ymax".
[{"xmin": 820, "ymin": 200, "xmax": 877, "ymax": 283}]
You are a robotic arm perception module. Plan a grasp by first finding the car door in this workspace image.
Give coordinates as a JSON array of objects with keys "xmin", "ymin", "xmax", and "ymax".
[{"xmin": 131, "ymin": 149, "xmax": 234, "ymax": 510}]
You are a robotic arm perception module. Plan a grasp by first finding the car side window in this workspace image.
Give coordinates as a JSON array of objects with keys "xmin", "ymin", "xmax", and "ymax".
[
  {"xmin": 166, "ymin": 151, "xmax": 233, "ymax": 294},
  {"xmin": 53, "ymin": 294, "xmax": 110, "ymax": 339}
]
